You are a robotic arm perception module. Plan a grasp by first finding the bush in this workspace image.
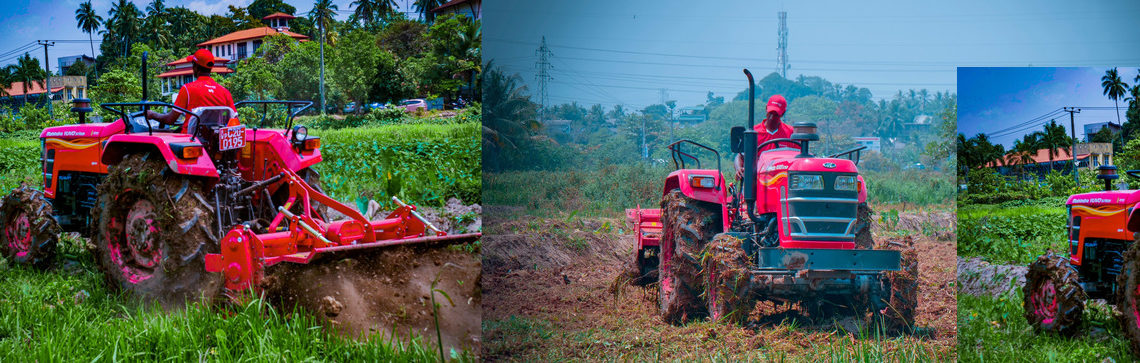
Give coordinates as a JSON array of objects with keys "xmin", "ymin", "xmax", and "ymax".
[{"xmin": 0, "ymin": 138, "xmax": 41, "ymax": 191}]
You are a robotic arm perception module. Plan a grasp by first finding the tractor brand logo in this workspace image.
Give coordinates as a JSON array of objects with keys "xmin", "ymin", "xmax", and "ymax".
[{"xmin": 823, "ymin": 162, "xmax": 836, "ymax": 169}]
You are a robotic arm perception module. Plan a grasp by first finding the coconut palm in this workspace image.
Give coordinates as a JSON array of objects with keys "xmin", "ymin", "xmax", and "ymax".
[
  {"xmin": 75, "ymin": 1, "xmax": 103, "ymax": 78},
  {"xmin": 0, "ymin": 66, "xmax": 14, "ymax": 98},
  {"xmin": 1009, "ymin": 132, "xmax": 1044, "ymax": 177},
  {"xmin": 12, "ymin": 53, "xmax": 47, "ymax": 106},
  {"xmin": 309, "ymin": 0, "xmax": 337, "ymax": 114},
  {"xmin": 106, "ymin": 0, "xmax": 141, "ymax": 57},
  {"xmin": 1039, "ymin": 119, "xmax": 1072, "ymax": 172},
  {"xmin": 1103, "ymin": 68, "xmax": 1128, "ymax": 144},
  {"xmin": 483, "ymin": 61, "xmax": 538, "ymax": 154},
  {"xmin": 351, "ymin": 0, "xmax": 397, "ymax": 27},
  {"xmin": 413, "ymin": 0, "xmax": 442, "ymax": 23},
  {"xmin": 144, "ymin": 0, "xmax": 172, "ymax": 48}
]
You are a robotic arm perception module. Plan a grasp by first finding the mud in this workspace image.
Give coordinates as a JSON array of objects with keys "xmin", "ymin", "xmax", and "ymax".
[
  {"xmin": 265, "ymin": 244, "xmax": 481, "ymax": 354},
  {"xmin": 482, "ymin": 210, "xmax": 958, "ymax": 360},
  {"xmin": 956, "ymin": 256, "xmax": 1027, "ymax": 299}
]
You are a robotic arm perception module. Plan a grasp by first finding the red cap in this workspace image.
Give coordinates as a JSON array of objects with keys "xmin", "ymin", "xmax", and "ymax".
[
  {"xmin": 766, "ymin": 95, "xmax": 787, "ymax": 116},
  {"xmin": 187, "ymin": 49, "xmax": 215, "ymax": 68}
]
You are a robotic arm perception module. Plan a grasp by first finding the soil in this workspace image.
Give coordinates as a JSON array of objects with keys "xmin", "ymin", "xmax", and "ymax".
[
  {"xmin": 263, "ymin": 197, "xmax": 483, "ymax": 355},
  {"xmin": 481, "ymin": 209, "xmax": 957, "ymax": 361},
  {"xmin": 956, "ymin": 256, "xmax": 1027, "ymax": 299}
]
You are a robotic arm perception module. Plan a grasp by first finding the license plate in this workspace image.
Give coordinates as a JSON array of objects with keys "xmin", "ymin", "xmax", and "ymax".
[{"xmin": 218, "ymin": 126, "xmax": 245, "ymax": 151}]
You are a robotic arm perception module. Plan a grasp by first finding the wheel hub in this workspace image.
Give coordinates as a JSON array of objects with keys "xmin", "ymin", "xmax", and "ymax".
[
  {"xmin": 1031, "ymin": 278, "xmax": 1058, "ymax": 324},
  {"xmin": 4, "ymin": 212, "xmax": 31, "ymax": 258},
  {"xmin": 1133, "ymin": 284, "xmax": 1140, "ymax": 330},
  {"xmin": 108, "ymin": 198, "xmax": 162, "ymax": 284}
]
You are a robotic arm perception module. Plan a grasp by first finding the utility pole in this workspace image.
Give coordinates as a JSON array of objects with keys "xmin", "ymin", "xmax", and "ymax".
[
  {"xmin": 535, "ymin": 36, "xmax": 553, "ymax": 121},
  {"xmin": 660, "ymin": 88, "xmax": 671, "ymax": 141},
  {"xmin": 1065, "ymin": 107, "xmax": 1081, "ymax": 185},
  {"xmin": 38, "ymin": 40, "xmax": 55, "ymax": 118},
  {"xmin": 777, "ymin": 11, "xmax": 789, "ymax": 78},
  {"xmin": 319, "ymin": 23, "xmax": 326, "ymax": 114}
]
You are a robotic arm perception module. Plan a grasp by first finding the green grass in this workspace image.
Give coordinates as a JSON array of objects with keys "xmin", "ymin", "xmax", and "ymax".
[
  {"xmin": 0, "ymin": 260, "xmax": 460, "ymax": 361},
  {"xmin": 0, "ymin": 138, "xmax": 39, "ymax": 191},
  {"xmin": 958, "ymin": 292, "xmax": 1132, "ymax": 362},
  {"xmin": 958, "ymin": 204, "xmax": 1068, "ymax": 264}
]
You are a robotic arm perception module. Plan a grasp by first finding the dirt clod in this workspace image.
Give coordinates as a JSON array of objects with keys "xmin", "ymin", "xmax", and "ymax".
[{"xmin": 319, "ymin": 296, "xmax": 344, "ymax": 317}]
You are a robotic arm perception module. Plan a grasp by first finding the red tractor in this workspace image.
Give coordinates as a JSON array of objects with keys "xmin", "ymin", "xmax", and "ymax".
[
  {"xmin": 625, "ymin": 69, "xmax": 917, "ymax": 328},
  {"xmin": 0, "ymin": 52, "xmax": 478, "ymax": 306},
  {"xmin": 1023, "ymin": 165, "xmax": 1140, "ymax": 353}
]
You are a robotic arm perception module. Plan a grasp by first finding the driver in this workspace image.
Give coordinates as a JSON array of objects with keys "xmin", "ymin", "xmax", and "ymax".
[
  {"xmin": 734, "ymin": 94, "xmax": 794, "ymax": 179},
  {"xmin": 146, "ymin": 49, "xmax": 236, "ymax": 131}
]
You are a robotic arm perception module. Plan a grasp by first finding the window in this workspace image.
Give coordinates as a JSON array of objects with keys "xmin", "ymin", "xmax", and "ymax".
[
  {"xmin": 253, "ymin": 40, "xmax": 263, "ymax": 54},
  {"xmin": 237, "ymin": 42, "xmax": 247, "ymax": 59}
]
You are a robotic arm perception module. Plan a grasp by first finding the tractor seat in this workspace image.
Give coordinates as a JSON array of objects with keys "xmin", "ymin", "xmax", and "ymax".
[{"xmin": 185, "ymin": 106, "xmax": 237, "ymax": 132}]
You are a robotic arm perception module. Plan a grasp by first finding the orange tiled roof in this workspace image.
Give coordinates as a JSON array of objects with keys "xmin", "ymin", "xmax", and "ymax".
[
  {"xmin": 433, "ymin": 0, "xmax": 472, "ymax": 12},
  {"xmin": 197, "ymin": 27, "xmax": 309, "ymax": 47},
  {"xmin": 2, "ymin": 81, "xmax": 64, "ymax": 97},
  {"xmin": 986, "ymin": 147, "xmax": 1087, "ymax": 167},
  {"xmin": 262, "ymin": 12, "xmax": 295, "ymax": 20},
  {"xmin": 165, "ymin": 56, "xmax": 232, "ymax": 67},
  {"xmin": 156, "ymin": 67, "xmax": 235, "ymax": 79}
]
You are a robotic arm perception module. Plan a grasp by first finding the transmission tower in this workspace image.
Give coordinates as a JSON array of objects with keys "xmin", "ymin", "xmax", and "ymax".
[
  {"xmin": 777, "ymin": 11, "xmax": 789, "ymax": 78},
  {"xmin": 535, "ymin": 36, "xmax": 553, "ymax": 120}
]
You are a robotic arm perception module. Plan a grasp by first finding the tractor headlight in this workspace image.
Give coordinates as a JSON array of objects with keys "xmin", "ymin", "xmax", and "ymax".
[
  {"xmin": 835, "ymin": 175, "xmax": 858, "ymax": 191},
  {"xmin": 790, "ymin": 174, "xmax": 823, "ymax": 190}
]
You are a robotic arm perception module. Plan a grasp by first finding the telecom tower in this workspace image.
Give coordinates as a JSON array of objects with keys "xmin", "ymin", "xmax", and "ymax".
[
  {"xmin": 777, "ymin": 11, "xmax": 789, "ymax": 78},
  {"xmin": 535, "ymin": 36, "xmax": 553, "ymax": 120}
]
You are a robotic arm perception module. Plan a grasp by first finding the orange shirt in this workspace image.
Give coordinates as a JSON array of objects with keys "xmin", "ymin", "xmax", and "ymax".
[
  {"xmin": 174, "ymin": 76, "xmax": 236, "ymax": 130},
  {"xmin": 754, "ymin": 122, "xmax": 795, "ymax": 152}
]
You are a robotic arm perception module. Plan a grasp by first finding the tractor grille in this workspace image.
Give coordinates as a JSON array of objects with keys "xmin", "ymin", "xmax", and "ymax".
[{"xmin": 782, "ymin": 172, "xmax": 859, "ymax": 241}]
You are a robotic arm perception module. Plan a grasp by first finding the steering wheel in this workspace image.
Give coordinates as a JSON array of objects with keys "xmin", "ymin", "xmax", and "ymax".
[
  {"xmin": 1127, "ymin": 170, "xmax": 1140, "ymax": 180},
  {"xmin": 756, "ymin": 138, "xmax": 802, "ymax": 152},
  {"xmin": 127, "ymin": 110, "xmax": 178, "ymax": 133}
]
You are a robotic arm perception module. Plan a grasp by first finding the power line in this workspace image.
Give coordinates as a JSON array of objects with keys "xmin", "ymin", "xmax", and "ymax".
[{"xmin": 535, "ymin": 36, "xmax": 553, "ymax": 119}]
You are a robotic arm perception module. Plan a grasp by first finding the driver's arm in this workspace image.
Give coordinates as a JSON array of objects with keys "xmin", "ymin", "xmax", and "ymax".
[
  {"xmin": 734, "ymin": 153, "xmax": 745, "ymax": 180},
  {"xmin": 145, "ymin": 109, "xmax": 182, "ymax": 125}
]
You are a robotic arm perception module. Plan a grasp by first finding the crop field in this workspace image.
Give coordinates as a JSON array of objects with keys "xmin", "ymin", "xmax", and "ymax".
[{"xmin": 0, "ymin": 114, "xmax": 482, "ymax": 361}]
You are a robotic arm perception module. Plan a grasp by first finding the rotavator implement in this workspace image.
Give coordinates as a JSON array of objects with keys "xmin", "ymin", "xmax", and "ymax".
[
  {"xmin": 625, "ymin": 69, "xmax": 918, "ymax": 329},
  {"xmin": 0, "ymin": 52, "xmax": 479, "ymax": 305}
]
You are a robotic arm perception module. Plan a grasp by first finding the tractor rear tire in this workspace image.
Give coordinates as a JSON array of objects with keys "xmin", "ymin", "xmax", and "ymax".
[
  {"xmin": 878, "ymin": 237, "xmax": 919, "ymax": 332},
  {"xmin": 0, "ymin": 185, "xmax": 60, "ymax": 268},
  {"xmin": 703, "ymin": 233, "xmax": 752, "ymax": 325},
  {"xmin": 92, "ymin": 154, "xmax": 223, "ymax": 308},
  {"xmin": 1022, "ymin": 250, "xmax": 1084, "ymax": 336},
  {"xmin": 1116, "ymin": 235, "xmax": 1140, "ymax": 355},
  {"xmin": 658, "ymin": 189, "xmax": 720, "ymax": 324},
  {"xmin": 855, "ymin": 203, "xmax": 873, "ymax": 249}
]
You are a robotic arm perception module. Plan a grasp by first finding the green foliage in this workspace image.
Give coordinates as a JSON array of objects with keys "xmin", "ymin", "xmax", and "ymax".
[
  {"xmin": 0, "ymin": 138, "xmax": 39, "ymax": 191},
  {"xmin": 863, "ymin": 170, "xmax": 954, "ymax": 206},
  {"xmin": 958, "ymin": 204, "xmax": 1068, "ymax": 264},
  {"xmin": 275, "ymin": 41, "xmax": 322, "ymax": 102},
  {"xmin": 221, "ymin": 57, "xmax": 281, "ymax": 101},
  {"xmin": 313, "ymin": 122, "xmax": 480, "ymax": 208},
  {"xmin": 90, "ymin": 69, "xmax": 141, "ymax": 117},
  {"xmin": 958, "ymin": 292, "xmax": 1131, "ymax": 362},
  {"xmin": 329, "ymin": 30, "xmax": 381, "ymax": 111}
]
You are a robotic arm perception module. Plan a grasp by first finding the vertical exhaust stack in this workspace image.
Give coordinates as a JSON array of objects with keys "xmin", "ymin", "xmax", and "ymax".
[{"xmin": 742, "ymin": 69, "xmax": 760, "ymax": 223}]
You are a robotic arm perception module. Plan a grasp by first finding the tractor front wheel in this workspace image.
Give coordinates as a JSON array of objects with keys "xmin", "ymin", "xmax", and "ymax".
[
  {"xmin": 1022, "ymin": 250, "xmax": 1084, "ymax": 335},
  {"xmin": 658, "ymin": 189, "xmax": 720, "ymax": 324},
  {"xmin": 855, "ymin": 203, "xmax": 873, "ymax": 249},
  {"xmin": 1116, "ymin": 235, "xmax": 1140, "ymax": 355},
  {"xmin": 703, "ymin": 233, "xmax": 752, "ymax": 325},
  {"xmin": 0, "ymin": 186, "xmax": 60, "ymax": 267},
  {"xmin": 877, "ymin": 237, "xmax": 919, "ymax": 332},
  {"xmin": 92, "ymin": 154, "xmax": 222, "ymax": 307}
]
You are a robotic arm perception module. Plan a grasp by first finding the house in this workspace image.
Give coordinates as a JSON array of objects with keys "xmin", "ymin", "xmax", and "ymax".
[
  {"xmin": 853, "ymin": 136, "xmax": 881, "ymax": 153},
  {"xmin": 676, "ymin": 106, "xmax": 707, "ymax": 124},
  {"xmin": 907, "ymin": 115, "xmax": 933, "ymax": 128},
  {"xmin": 985, "ymin": 143, "xmax": 1113, "ymax": 178},
  {"xmin": 432, "ymin": 0, "xmax": 482, "ymax": 20},
  {"xmin": 196, "ymin": 12, "xmax": 309, "ymax": 64},
  {"xmin": 57, "ymin": 55, "xmax": 95, "ymax": 75},
  {"xmin": 0, "ymin": 76, "xmax": 88, "ymax": 107},
  {"xmin": 156, "ymin": 57, "xmax": 234, "ymax": 97},
  {"xmin": 1083, "ymin": 122, "xmax": 1122, "ymax": 142}
]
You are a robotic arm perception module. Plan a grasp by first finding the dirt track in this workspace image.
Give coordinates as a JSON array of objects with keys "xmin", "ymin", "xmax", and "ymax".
[{"xmin": 481, "ymin": 208, "xmax": 956, "ymax": 361}]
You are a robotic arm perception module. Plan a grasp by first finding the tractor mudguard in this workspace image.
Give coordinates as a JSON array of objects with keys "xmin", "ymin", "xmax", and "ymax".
[
  {"xmin": 1128, "ymin": 202, "xmax": 1140, "ymax": 233},
  {"xmin": 662, "ymin": 169, "xmax": 727, "ymax": 205},
  {"xmin": 101, "ymin": 134, "xmax": 219, "ymax": 178}
]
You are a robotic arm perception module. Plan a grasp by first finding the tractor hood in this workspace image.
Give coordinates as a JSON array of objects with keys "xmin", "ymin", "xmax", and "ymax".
[
  {"xmin": 758, "ymin": 149, "xmax": 859, "ymax": 174},
  {"xmin": 1067, "ymin": 191, "xmax": 1140, "ymax": 206}
]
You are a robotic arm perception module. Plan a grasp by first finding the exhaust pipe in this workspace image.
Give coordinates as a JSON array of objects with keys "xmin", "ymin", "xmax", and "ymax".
[{"xmin": 742, "ymin": 69, "xmax": 760, "ymax": 224}]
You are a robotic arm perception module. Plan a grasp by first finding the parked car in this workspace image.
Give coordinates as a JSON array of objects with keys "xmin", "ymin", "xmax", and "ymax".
[
  {"xmin": 368, "ymin": 102, "xmax": 383, "ymax": 110},
  {"xmin": 400, "ymin": 99, "xmax": 427, "ymax": 113},
  {"xmin": 344, "ymin": 102, "xmax": 358, "ymax": 114}
]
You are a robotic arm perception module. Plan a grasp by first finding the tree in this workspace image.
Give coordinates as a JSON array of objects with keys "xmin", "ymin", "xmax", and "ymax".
[
  {"xmin": 482, "ymin": 62, "xmax": 539, "ymax": 170},
  {"xmin": 248, "ymin": 0, "xmax": 297, "ymax": 19},
  {"xmin": 12, "ymin": 54, "xmax": 47, "ymax": 106},
  {"xmin": 228, "ymin": 5, "xmax": 264, "ymax": 30},
  {"xmin": 309, "ymin": 0, "xmax": 338, "ymax": 113},
  {"xmin": 706, "ymin": 91, "xmax": 724, "ymax": 109},
  {"xmin": 329, "ymin": 30, "xmax": 380, "ymax": 113},
  {"xmin": 275, "ymin": 41, "xmax": 322, "ymax": 102},
  {"xmin": 0, "ymin": 66, "xmax": 14, "ymax": 98},
  {"xmin": 350, "ymin": 0, "xmax": 397, "ymax": 29},
  {"xmin": 1009, "ymin": 132, "xmax": 1042, "ymax": 177},
  {"xmin": 64, "ymin": 60, "xmax": 92, "ymax": 77},
  {"xmin": 255, "ymin": 34, "xmax": 299, "ymax": 64},
  {"xmin": 145, "ymin": 0, "xmax": 172, "ymax": 49},
  {"xmin": 1103, "ymin": 67, "xmax": 1128, "ymax": 147},
  {"xmin": 1038, "ymin": 119, "xmax": 1072, "ymax": 172},
  {"xmin": 105, "ymin": 0, "xmax": 142, "ymax": 57},
  {"xmin": 90, "ymin": 69, "xmax": 141, "ymax": 110},
  {"xmin": 378, "ymin": 19, "xmax": 429, "ymax": 59},
  {"xmin": 369, "ymin": 49, "xmax": 407, "ymax": 103},
  {"xmin": 413, "ymin": 0, "xmax": 443, "ymax": 23},
  {"xmin": 75, "ymin": 1, "xmax": 103, "ymax": 78}
]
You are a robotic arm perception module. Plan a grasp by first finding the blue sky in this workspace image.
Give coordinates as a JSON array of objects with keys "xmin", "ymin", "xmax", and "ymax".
[
  {"xmin": 958, "ymin": 67, "xmax": 1139, "ymax": 148},
  {"xmin": 485, "ymin": 0, "xmax": 1140, "ymax": 110},
  {"xmin": 0, "ymin": 0, "xmax": 425, "ymax": 73}
]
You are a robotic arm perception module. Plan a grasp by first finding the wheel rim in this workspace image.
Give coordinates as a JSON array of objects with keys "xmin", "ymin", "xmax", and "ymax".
[
  {"xmin": 1133, "ymin": 283, "xmax": 1140, "ymax": 330},
  {"xmin": 108, "ymin": 198, "xmax": 161, "ymax": 284},
  {"xmin": 1031, "ymin": 278, "xmax": 1058, "ymax": 324},
  {"xmin": 5, "ymin": 212, "xmax": 31, "ymax": 258}
]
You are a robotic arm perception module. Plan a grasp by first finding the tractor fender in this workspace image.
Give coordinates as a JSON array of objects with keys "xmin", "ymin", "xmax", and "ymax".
[
  {"xmin": 101, "ymin": 134, "xmax": 219, "ymax": 178},
  {"xmin": 248, "ymin": 128, "xmax": 322, "ymax": 172},
  {"xmin": 857, "ymin": 175, "xmax": 868, "ymax": 203},
  {"xmin": 662, "ymin": 169, "xmax": 727, "ymax": 205}
]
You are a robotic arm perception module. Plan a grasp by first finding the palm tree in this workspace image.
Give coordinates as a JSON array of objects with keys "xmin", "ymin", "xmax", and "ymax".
[
  {"xmin": 1103, "ymin": 68, "xmax": 1128, "ymax": 147},
  {"xmin": 351, "ymin": 0, "xmax": 397, "ymax": 27},
  {"xmin": 0, "ymin": 66, "xmax": 14, "ymax": 98},
  {"xmin": 1010, "ymin": 132, "xmax": 1043, "ymax": 177},
  {"xmin": 413, "ymin": 0, "xmax": 442, "ymax": 23},
  {"xmin": 75, "ymin": 1, "xmax": 103, "ymax": 78},
  {"xmin": 309, "ymin": 0, "xmax": 337, "ymax": 114},
  {"xmin": 1039, "ymin": 120, "xmax": 1072, "ymax": 172},
  {"xmin": 12, "ymin": 54, "xmax": 47, "ymax": 106},
  {"xmin": 145, "ymin": 0, "xmax": 172, "ymax": 49},
  {"xmin": 483, "ymin": 61, "xmax": 538, "ymax": 159},
  {"xmin": 107, "ymin": 0, "xmax": 141, "ymax": 57}
]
